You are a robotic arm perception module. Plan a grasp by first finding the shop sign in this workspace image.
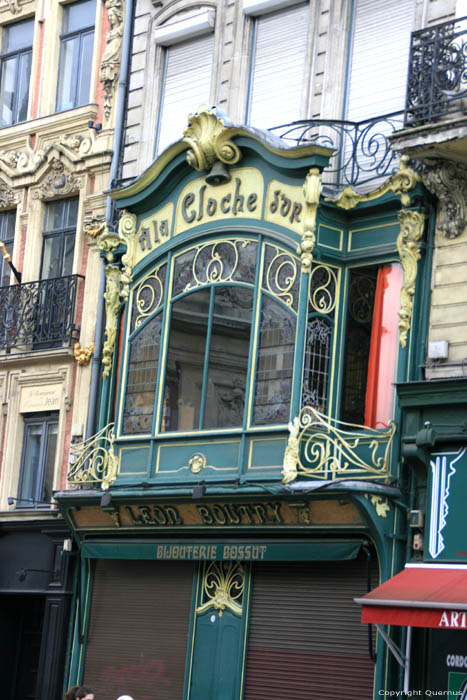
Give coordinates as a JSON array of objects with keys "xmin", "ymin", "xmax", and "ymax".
[
  {"xmin": 20, "ymin": 383, "xmax": 62, "ymax": 412},
  {"xmin": 425, "ymin": 629, "xmax": 467, "ymax": 696},
  {"xmin": 439, "ymin": 611, "xmax": 467, "ymax": 630},
  {"xmin": 428, "ymin": 447, "xmax": 467, "ymax": 562}
]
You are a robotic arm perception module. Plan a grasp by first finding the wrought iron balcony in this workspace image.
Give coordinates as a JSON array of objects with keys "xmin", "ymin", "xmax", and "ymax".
[
  {"xmin": 0, "ymin": 274, "xmax": 83, "ymax": 352},
  {"xmin": 405, "ymin": 15, "xmax": 467, "ymax": 125},
  {"xmin": 270, "ymin": 113, "xmax": 405, "ymax": 190}
]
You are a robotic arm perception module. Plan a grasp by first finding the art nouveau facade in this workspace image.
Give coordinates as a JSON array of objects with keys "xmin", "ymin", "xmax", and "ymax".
[
  {"xmin": 0, "ymin": 1, "xmax": 125, "ymax": 698},
  {"xmin": 53, "ymin": 0, "xmax": 467, "ymax": 699}
]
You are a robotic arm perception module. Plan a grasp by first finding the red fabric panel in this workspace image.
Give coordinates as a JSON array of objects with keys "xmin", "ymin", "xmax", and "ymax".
[{"xmin": 361, "ymin": 605, "xmax": 467, "ymax": 630}]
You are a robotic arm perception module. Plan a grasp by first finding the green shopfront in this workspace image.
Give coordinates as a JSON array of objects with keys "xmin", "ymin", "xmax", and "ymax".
[{"xmin": 57, "ymin": 108, "xmax": 434, "ymax": 700}]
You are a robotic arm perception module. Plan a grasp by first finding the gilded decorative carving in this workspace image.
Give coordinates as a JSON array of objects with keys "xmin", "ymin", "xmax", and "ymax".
[
  {"xmin": 74, "ymin": 341, "xmax": 94, "ymax": 366},
  {"xmin": 365, "ymin": 494, "xmax": 390, "ymax": 518},
  {"xmin": 97, "ymin": 223, "xmax": 121, "ymax": 261},
  {"xmin": 102, "ymin": 265, "xmax": 122, "ymax": 379},
  {"xmin": 33, "ymin": 157, "xmax": 83, "ymax": 199},
  {"xmin": 196, "ymin": 561, "xmax": 244, "ymax": 617},
  {"xmin": 421, "ymin": 158, "xmax": 467, "ymax": 238},
  {"xmin": 297, "ymin": 168, "xmax": 321, "ymax": 273},
  {"xmin": 67, "ymin": 422, "xmax": 120, "ymax": 489},
  {"xmin": 327, "ymin": 156, "xmax": 420, "ymax": 210},
  {"xmin": 282, "ymin": 406, "xmax": 396, "ymax": 484},
  {"xmin": 118, "ymin": 210, "xmax": 137, "ymax": 302},
  {"xmin": 309, "ymin": 264, "xmax": 337, "ymax": 314},
  {"xmin": 397, "ymin": 209, "xmax": 425, "ymax": 348},
  {"xmin": 189, "ymin": 453, "xmax": 207, "ymax": 473},
  {"xmin": 0, "ymin": 178, "xmax": 17, "ymax": 208},
  {"xmin": 84, "ymin": 215, "xmax": 105, "ymax": 238},
  {"xmin": 100, "ymin": 0, "xmax": 124, "ymax": 121},
  {"xmin": 183, "ymin": 105, "xmax": 242, "ymax": 172}
]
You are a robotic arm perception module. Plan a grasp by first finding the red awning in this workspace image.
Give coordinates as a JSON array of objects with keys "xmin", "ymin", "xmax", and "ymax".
[{"xmin": 355, "ymin": 563, "xmax": 467, "ymax": 629}]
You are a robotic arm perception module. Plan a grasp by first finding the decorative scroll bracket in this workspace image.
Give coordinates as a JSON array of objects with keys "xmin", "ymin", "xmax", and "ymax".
[
  {"xmin": 67, "ymin": 422, "xmax": 120, "ymax": 489},
  {"xmin": 421, "ymin": 158, "xmax": 467, "ymax": 239},
  {"xmin": 397, "ymin": 209, "xmax": 426, "ymax": 348},
  {"xmin": 282, "ymin": 406, "xmax": 396, "ymax": 484},
  {"xmin": 182, "ymin": 105, "xmax": 242, "ymax": 172},
  {"xmin": 196, "ymin": 561, "xmax": 244, "ymax": 617},
  {"xmin": 297, "ymin": 168, "xmax": 322, "ymax": 273}
]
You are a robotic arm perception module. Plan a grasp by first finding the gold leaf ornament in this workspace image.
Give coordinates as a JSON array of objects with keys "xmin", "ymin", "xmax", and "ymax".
[{"xmin": 183, "ymin": 105, "xmax": 242, "ymax": 172}]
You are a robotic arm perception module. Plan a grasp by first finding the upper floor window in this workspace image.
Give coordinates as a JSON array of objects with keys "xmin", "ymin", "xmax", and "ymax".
[
  {"xmin": 245, "ymin": 1, "xmax": 308, "ymax": 128},
  {"xmin": 56, "ymin": 0, "xmax": 95, "ymax": 112},
  {"xmin": 40, "ymin": 198, "xmax": 78, "ymax": 279},
  {"xmin": 17, "ymin": 412, "xmax": 58, "ymax": 507},
  {"xmin": 0, "ymin": 209, "xmax": 15, "ymax": 287},
  {"xmin": 0, "ymin": 17, "xmax": 34, "ymax": 127},
  {"xmin": 154, "ymin": 10, "xmax": 215, "ymax": 155}
]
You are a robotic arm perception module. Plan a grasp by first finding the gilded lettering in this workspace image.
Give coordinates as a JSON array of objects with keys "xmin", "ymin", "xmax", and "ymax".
[
  {"xmin": 247, "ymin": 193, "xmax": 257, "ymax": 212},
  {"xmin": 220, "ymin": 193, "xmax": 231, "ymax": 214},
  {"xmin": 268, "ymin": 502, "xmax": 283, "ymax": 523},
  {"xmin": 193, "ymin": 546, "xmax": 199, "ymax": 558},
  {"xmin": 270, "ymin": 190, "xmax": 280, "ymax": 213},
  {"xmin": 212, "ymin": 504, "xmax": 227, "ymax": 525},
  {"xmin": 206, "ymin": 198, "xmax": 217, "ymax": 216},
  {"xmin": 210, "ymin": 545, "xmax": 217, "ymax": 559},
  {"xmin": 138, "ymin": 227, "xmax": 151, "ymax": 251},
  {"xmin": 232, "ymin": 178, "xmax": 244, "ymax": 216},
  {"xmin": 197, "ymin": 185, "xmax": 206, "ymax": 221},
  {"xmin": 181, "ymin": 193, "xmax": 196, "ymax": 223},
  {"xmin": 199, "ymin": 545, "xmax": 207, "ymax": 558},
  {"xmin": 197, "ymin": 505, "xmax": 214, "ymax": 525},
  {"xmin": 139, "ymin": 506, "xmax": 155, "ymax": 525},
  {"xmin": 253, "ymin": 503, "xmax": 268, "ymax": 524},
  {"xmin": 156, "ymin": 545, "xmax": 163, "ymax": 558},
  {"xmin": 224, "ymin": 503, "xmax": 241, "ymax": 525},
  {"xmin": 125, "ymin": 505, "xmax": 142, "ymax": 525},
  {"xmin": 280, "ymin": 194, "xmax": 291, "ymax": 216},
  {"xmin": 289, "ymin": 201, "xmax": 302, "ymax": 224},
  {"xmin": 165, "ymin": 505, "xmax": 183, "ymax": 525},
  {"xmin": 238, "ymin": 504, "xmax": 254, "ymax": 524},
  {"xmin": 153, "ymin": 505, "xmax": 168, "ymax": 525}
]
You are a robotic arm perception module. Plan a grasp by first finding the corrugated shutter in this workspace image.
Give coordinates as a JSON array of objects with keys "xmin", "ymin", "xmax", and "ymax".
[
  {"xmin": 346, "ymin": 0, "xmax": 415, "ymax": 120},
  {"xmin": 243, "ymin": 557, "xmax": 378, "ymax": 699},
  {"xmin": 248, "ymin": 3, "xmax": 308, "ymax": 129},
  {"xmin": 82, "ymin": 559, "xmax": 194, "ymax": 700},
  {"xmin": 157, "ymin": 34, "xmax": 214, "ymax": 154}
]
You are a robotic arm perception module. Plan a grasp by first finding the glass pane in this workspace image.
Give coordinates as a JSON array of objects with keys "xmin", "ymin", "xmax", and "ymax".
[
  {"xmin": 63, "ymin": 0, "xmax": 96, "ymax": 33},
  {"xmin": 57, "ymin": 37, "xmax": 79, "ymax": 110},
  {"xmin": 65, "ymin": 197, "xmax": 79, "ymax": 227},
  {"xmin": 253, "ymin": 295, "xmax": 296, "ymax": 425},
  {"xmin": 302, "ymin": 316, "xmax": 332, "ymax": 412},
  {"xmin": 19, "ymin": 424, "xmax": 43, "ymax": 502},
  {"xmin": 76, "ymin": 31, "xmax": 94, "ymax": 107},
  {"xmin": 45, "ymin": 199, "xmax": 66, "ymax": 230},
  {"xmin": 0, "ymin": 240, "xmax": 13, "ymax": 287},
  {"xmin": 42, "ymin": 422, "xmax": 58, "ymax": 502},
  {"xmin": 162, "ymin": 289, "xmax": 210, "ymax": 431},
  {"xmin": 17, "ymin": 49, "xmax": 31, "ymax": 122},
  {"xmin": 203, "ymin": 287, "xmax": 254, "ymax": 429},
  {"xmin": 1, "ymin": 209, "xmax": 15, "ymax": 240},
  {"xmin": 123, "ymin": 314, "xmax": 162, "ymax": 434},
  {"xmin": 3, "ymin": 18, "xmax": 34, "ymax": 52},
  {"xmin": 41, "ymin": 235, "xmax": 62, "ymax": 279},
  {"xmin": 62, "ymin": 233, "xmax": 75, "ymax": 276},
  {"xmin": 0, "ymin": 55, "xmax": 17, "ymax": 126}
]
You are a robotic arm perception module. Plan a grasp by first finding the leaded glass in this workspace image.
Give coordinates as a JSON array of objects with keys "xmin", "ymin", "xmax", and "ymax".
[
  {"xmin": 123, "ymin": 314, "xmax": 162, "ymax": 434},
  {"xmin": 262, "ymin": 244, "xmax": 299, "ymax": 311},
  {"xmin": 302, "ymin": 316, "xmax": 332, "ymax": 412},
  {"xmin": 131, "ymin": 264, "xmax": 166, "ymax": 333},
  {"xmin": 253, "ymin": 295, "xmax": 296, "ymax": 425}
]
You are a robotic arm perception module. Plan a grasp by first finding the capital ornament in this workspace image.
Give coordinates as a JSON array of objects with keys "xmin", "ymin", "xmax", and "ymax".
[
  {"xmin": 421, "ymin": 158, "xmax": 467, "ymax": 238},
  {"xmin": 397, "ymin": 209, "xmax": 426, "ymax": 348},
  {"xmin": 183, "ymin": 105, "xmax": 242, "ymax": 171},
  {"xmin": 0, "ymin": 178, "xmax": 18, "ymax": 208},
  {"xmin": 297, "ymin": 168, "xmax": 322, "ymax": 273}
]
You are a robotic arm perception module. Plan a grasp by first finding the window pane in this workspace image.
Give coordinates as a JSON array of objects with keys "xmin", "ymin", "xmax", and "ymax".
[
  {"xmin": 62, "ymin": 233, "xmax": 75, "ymax": 276},
  {"xmin": 0, "ymin": 240, "xmax": 13, "ymax": 287},
  {"xmin": 302, "ymin": 316, "xmax": 332, "ymax": 412},
  {"xmin": 17, "ymin": 49, "xmax": 31, "ymax": 122},
  {"xmin": 3, "ymin": 18, "xmax": 34, "ymax": 52},
  {"xmin": 19, "ymin": 424, "xmax": 43, "ymax": 502},
  {"xmin": 204, "ymin": 287, "xmax": 254, "ymax": 429},
  {"xmin": 162, "ymin": 289, "xmax": 210, "ymax": 431},
  {"xmin": 253, "ymin": 296, "xmax": 296, "ymax": 425},
  {"xmin": 41, "ymin": 235, "xmax": 62, "ymax": 279},
  {"xmin": 123, "ymin": 314, "xmax": 162, "ymax": 434},
  {"xmin": 45, "ymin": 199, "xmax": 66, "ymax": 230},
  {"xmin": 42, "ymin": 422, "xmax": 58, "ymax": 502},
  {"xmin": 63, "ymin": 0, "xmax": 96, "ymax": 33},
  {"xmin": 66, "ymin": 197, "xmax": 79, "ymax": 227},
  {"xmin": 57, "ymin": 36, "xmax": 79, "ymax": 110},
  {"xmin": 0, "ymin": 55, "xmax": 17, "ymax": 126},
  {"xmin": 76, "ymin": 30, "xmax": 94, "ymax": 107}
]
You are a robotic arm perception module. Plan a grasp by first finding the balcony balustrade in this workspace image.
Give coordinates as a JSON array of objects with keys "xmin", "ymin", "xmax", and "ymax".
[
  {"xmin": 0, "ymin": 274, "xmax": 83, "ymax": 352},
  {"xmin": 405, "ymin": 15, "xmax": 467, "ymax": 125}
]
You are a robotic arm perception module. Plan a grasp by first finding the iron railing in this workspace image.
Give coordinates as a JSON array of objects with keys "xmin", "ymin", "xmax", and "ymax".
[
  {"xmin": 405, "ymin": 15, "xmax": 467, "ymax": 125},
  {"xmin": 0, "ymin": 274, "xmax": 83, "ymax": 352},
  {"xmin": 270, "ymin": 113, "xmax": 405, "ymax": 190}
]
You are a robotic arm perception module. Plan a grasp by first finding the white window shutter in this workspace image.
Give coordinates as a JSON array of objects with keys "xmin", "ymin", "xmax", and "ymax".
[
  {"xmin": 157, "ymin": 34, "xmax": 214, "ymax": 155},
  {"xmin": 346, "ymin": 0, "xmax": 416, "ymax": 121},
  {"xmin": 247, "ymin": 3, "xmax": 308, "ymax": 129}
]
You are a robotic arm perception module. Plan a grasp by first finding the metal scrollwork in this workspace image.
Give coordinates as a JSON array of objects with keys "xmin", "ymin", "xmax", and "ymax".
[
  {"xmin": 185, "ymin": 240, "xmax": 248, "ymax": 290},
  {"xmin": 67, "ymin": 423, "xmax": 120, "ymax": 489},
  {"xmin": 196, "ymin": 561, "xmax": 244, "ymax": 617},
  {"xmin": 348, "ymin": 272, "xmax": 376, "ymax": 324},
  {"xmin": 264, "ymin": 245, "xmax": 299, "ymax": 308},
  {"xmin": 309, "ymin": 264, "xmax": 337, "ymax": 314},
  {"xmin": 282, "ymin": 406, "xmax": 396, "ymax": 484},
  {"xmin": 132, "ymin": 265, "xmax": 165, "ymax": 330}
]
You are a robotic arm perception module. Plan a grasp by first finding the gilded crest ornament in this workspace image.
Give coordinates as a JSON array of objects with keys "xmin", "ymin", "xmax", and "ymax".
[
  {"xmin": 196, "ymin": 561, "xmax": 244, "ymax": 617},
  {"xmin": 297, "ymin": 167, "xmax": 322, "ymax": 273},
  {"xmin": 183, "ymin": 105, "xmax": 242, "ymax": 172},
  {"xmin": 397, "ymin": 209, "xmax": 425, "ymax": 348},
  {"xmin": 74, "ymin": 341, "xmax": 94, "ymax": 366}
]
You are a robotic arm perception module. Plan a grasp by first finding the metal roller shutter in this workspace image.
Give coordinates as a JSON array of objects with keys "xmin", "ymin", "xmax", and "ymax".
[
  {"xmin": 82, "ymin": 559, "xmax": 194, "ymax": 700},
  {"xmin": 243, "ymin": 556, "xmax": 378, "ymax": 699}
]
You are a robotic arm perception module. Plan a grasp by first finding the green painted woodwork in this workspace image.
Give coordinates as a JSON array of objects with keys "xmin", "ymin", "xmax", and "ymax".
[{"xmin": 155, "ymin": 439, "xmax": 242, "ymax": 477}]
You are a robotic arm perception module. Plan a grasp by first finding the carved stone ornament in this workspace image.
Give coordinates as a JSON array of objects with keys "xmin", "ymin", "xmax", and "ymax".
[
  {"xmin": 102, "ymin": 265, "xmax": 122, "ymax": 379},
  {"xmin": 33, "ymin": 157, "xmax": 83, "ymax": 200},
  {"xmin": 97, "ymin": 223, "xmax": 121, "ymax": 261},
  {"xmin": 84, "ymin": 215, "xmax": 105, "ymax": 238},
  {"xmin": 421, "ymin": 158, "xmax": 467, "ymax": 239},
  {"xmin": 60, "ymin": 132, "xmax": 93, "ymax": 156},
  {"xmin": 99, "ymin": 0, "xmax": 124, "ymax": 122},
  {"xmin": 6, "ymin": 0, "xmax": 21, "ymax": 14},
  {"xmin": 327, "ymin": 155, "xmax": 421, "ymax": 209},
  {"xmin": 0, "ymin": 144, "xmax": 45, "ymax": 174},
  {"xmin": 0, "ymin": 178, "xmax": 18, "ymax": 208},
  {"xmin": 74, "ymin": 341, "xmax": 94, "ymax": 366},
  {"xmin": 282, "ymin": 417, "xmax": 300, "ymax": 484},
  {"xmin": 397, "ymin": 209, "xmax": 426, "ymax": 348},
  {"xmin": 182, "ymin": 105, "xmax": 242, "ymax": 172},
  {"xmin": 297, "ymin": 167, "xmax": 322, "ymax": 273}
]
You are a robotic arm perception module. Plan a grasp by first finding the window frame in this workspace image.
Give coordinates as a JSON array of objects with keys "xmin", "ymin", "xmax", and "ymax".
[
  {"xmin": 0, "ymin": 209, "xmax": 16, "ymax": 287},
  {"xmin": 16, "ymin": 412, "xmax": 59, "ymax": 509},
  {"xmin": 0, "ymin": 16, "xmax": 34, "ymax": 127},
  {"xmin": 40, "ymin": 197, "xmax": 78, "ymax": 280},
  {"xmin": 56, "ymin": 0, "xmax": 96, "ymax": 112}
]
